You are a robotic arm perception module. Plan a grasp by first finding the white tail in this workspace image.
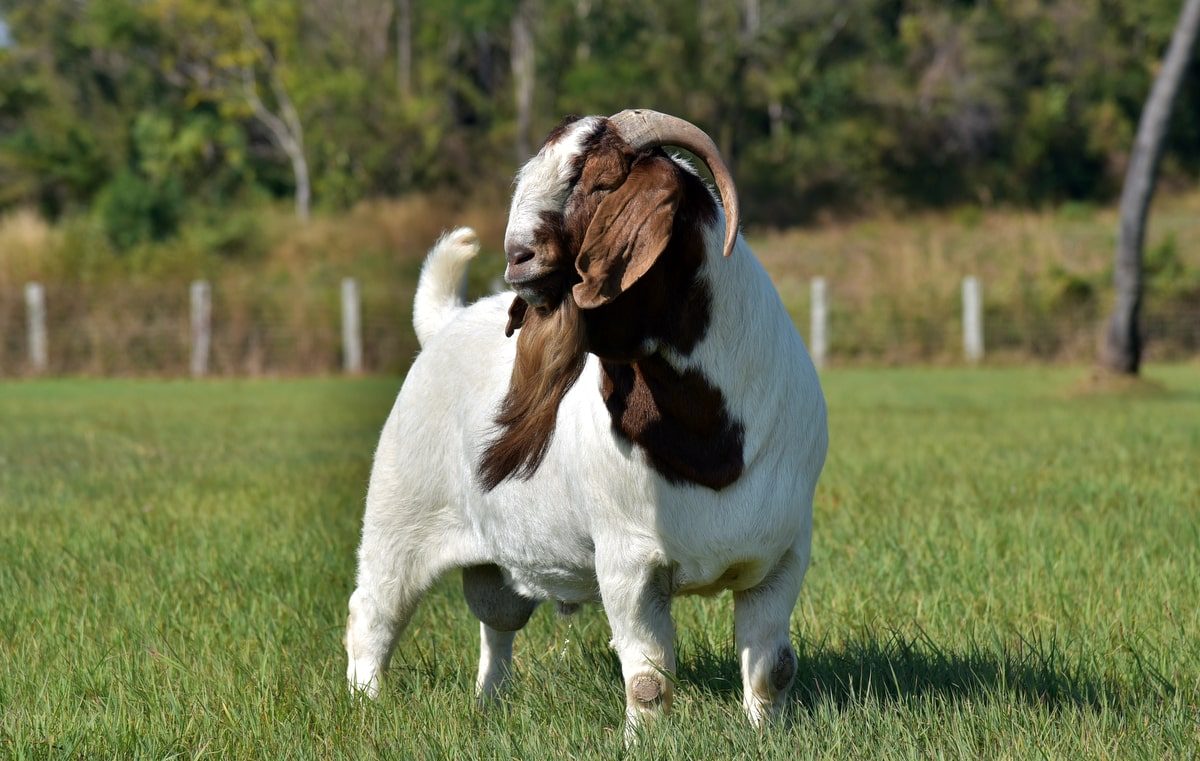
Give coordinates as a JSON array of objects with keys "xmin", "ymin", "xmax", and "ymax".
[{"xmin": 413, "ymin": 227, "xmax": 480, "ymax": 347}]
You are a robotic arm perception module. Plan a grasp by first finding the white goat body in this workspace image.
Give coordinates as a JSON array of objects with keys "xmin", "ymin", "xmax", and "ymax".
[{"xmin": 346, "ymin": 113, "xmax": 828, "ymax": 733}]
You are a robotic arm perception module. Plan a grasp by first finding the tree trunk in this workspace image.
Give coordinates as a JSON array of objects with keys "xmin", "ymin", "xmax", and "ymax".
[
  {"xmin": 240, "ymin": 18, "xmax": 312, "ymax": 222},
  {"xmin": 1103, "ymin": 0, "xmax": 1200, "ymax": 374},
  {"xmin": 396, "ymin": 0, "xmax": 412, "ymax": 99},
  {"xmin": 574, "ymin": 0, "xmax": 592, "ymax": 62},
  {"xmin": 713, "ymin": 0, "xmax": 758, "ymax": 169},
  {"xmin": 511, "ymin": 0, "xmax": 535, "ymax": 163},
  {"xmin": 288, "ymin": 144, "xmax": 311, "ymax": 222},
  {"xmin": 244, "ymin": 74, "xmax": 310, "ymax": 222}
]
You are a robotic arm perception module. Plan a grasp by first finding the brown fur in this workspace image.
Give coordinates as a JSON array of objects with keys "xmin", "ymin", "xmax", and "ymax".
[
  {"xmin": 573, "ymin": 158, "xmax": 682, "ymax": 309},
  {"xmin": 579, "ymin": 152, "xmax": 716, "ymax": 361},
  {"xmin": 601, "ymin": 356, "xmax": 744, "ymax": 489},
  {"xmin": 477, "ymin": 298, "xmax": 588, "ymax": 491},
  {"xmin": 504, "ymin": 296, "xmax": 529, "ymax": 337},
  {"xmin": 479, "ymin": 119, "xmax": 744, "ymax": 491}
]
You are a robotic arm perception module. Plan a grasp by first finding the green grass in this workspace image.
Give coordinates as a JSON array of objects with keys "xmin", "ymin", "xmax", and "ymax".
[{"xmin": 2, "ymin": 367, "xmax": 1198, "ymax": 758}]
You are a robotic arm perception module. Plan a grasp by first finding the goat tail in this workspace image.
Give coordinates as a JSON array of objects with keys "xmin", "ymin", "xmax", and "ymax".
[{"xmin": 413, "ymin": 227, "xmax": 480, "ymax": 347}]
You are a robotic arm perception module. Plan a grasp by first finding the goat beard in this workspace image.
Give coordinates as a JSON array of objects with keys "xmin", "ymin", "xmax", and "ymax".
[{"xmin": 477, "ymin": 297, "xmax": 589, "ymax": 492}]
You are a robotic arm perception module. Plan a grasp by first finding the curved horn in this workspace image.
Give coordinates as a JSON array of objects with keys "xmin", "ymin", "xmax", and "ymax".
[{"xmin": 609, "ymin": 109, "xmax": 740, "ymax": 258}]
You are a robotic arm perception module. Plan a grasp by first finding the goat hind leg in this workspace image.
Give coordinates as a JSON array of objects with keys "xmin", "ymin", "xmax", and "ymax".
[{"xmin": 345, "ymin": 545, "xmax": 437, "ymax": 699}]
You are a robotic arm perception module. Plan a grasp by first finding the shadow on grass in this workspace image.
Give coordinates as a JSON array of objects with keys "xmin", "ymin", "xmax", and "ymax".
[{"xmin": 674, "ymin": 627, "xmax": 1154, "ymax": 714}]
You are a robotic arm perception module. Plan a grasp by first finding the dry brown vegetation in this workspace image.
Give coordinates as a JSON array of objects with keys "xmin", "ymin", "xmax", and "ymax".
[
  {"xmin": 757, "ymin": 192, "xmax": 1200, "ymax": 364},
  {"xmin": 1, "ymin": 191, "xmax": 1197, "ymax": 375}
]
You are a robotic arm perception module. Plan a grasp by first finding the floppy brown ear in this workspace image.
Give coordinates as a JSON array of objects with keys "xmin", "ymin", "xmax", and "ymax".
[
  {"xmin": 504, "ymin": 296, "xmax": 529, "ymax": 337},
  {"xmin": 572, "ymin": 157, "xmax": 681, "ymax": 310}
]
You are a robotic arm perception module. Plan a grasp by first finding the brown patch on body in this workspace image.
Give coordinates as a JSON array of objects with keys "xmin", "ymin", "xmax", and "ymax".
[
  {"xmin": 602, "ymin": 356, "xmax": 744, "ymax": 490},
  {"xmin": 582, "ymin": 154, "xmax": 743, "ymax": 489},
  {"xmin": 577, "ymin": 149, "xmax": 716, "ymax": 361}
]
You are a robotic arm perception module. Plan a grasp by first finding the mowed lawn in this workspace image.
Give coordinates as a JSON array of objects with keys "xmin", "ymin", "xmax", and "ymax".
[{"xmin": 1, "ymin": 367, "xmax": 1198, "ymax": 759}]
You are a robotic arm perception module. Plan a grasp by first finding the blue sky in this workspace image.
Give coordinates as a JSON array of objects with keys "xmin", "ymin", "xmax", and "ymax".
[{"xmin": 0, "ymin": 19, "xmax": 10, "ymax": 48}]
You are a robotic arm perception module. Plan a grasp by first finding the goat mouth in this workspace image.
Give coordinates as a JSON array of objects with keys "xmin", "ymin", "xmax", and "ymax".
[{"xmin": 507, "ymin": 271, "xmax": 566, "ymax": 308}]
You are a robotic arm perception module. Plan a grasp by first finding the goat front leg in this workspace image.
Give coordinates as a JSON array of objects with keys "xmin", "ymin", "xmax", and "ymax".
[
  {"xmin": 597, "ymin": 555, "xmax": 676, "ymax": 741},
  {"xmin": 733, "ymin": 547, "xmax": 808, "ymax": 727}
]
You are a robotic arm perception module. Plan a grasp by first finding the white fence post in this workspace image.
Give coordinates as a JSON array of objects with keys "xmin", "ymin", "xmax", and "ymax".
[
  {"xmin": 190, "ymin": 280, "xmax": 211, "ymax": 377},
  {"xmin": 810, "ymin": 277, "xmax": 827, "ymax": 369},
  {"xmin": 25, "ymin": 282, "xmax": 47, "ymax": 374},
  {"xmin": 341, "ymin": 277, "xmax": 363, "ymax": 374},
  {"xmin": 962, "ymin": 276, "xmax": 984, "ymax": 363}
]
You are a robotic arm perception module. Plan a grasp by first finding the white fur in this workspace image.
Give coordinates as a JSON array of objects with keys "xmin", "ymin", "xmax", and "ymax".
[
  {"xmin": 503, "ymin": 116, "xmax": 602, "ymax": 256},
  {"xmin": 346, "ymin": 121, "xmax": 828, "ymax": 735},
  {"xmin": 412, "ymin": 227, "xmax": 479, "ymax": 347}
]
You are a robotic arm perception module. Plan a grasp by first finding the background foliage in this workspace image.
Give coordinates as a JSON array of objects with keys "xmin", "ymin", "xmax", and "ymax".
[
  {"xmin": 0, "ymin": 1, "xmax": 1198, "ymax": 374},
  {"xmin": 1, "ymin": 0, "xmax": 1199, "ymax": 236}
]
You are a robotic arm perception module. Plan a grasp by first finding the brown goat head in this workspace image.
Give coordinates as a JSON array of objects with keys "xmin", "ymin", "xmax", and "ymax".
[{"xmin": 478, "ymin": 111, "xmax": 737, "ymax": 491}]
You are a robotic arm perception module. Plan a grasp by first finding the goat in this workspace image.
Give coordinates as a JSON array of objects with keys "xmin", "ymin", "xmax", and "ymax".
[{"xmin": 345, "ymin": 109, "xmax": 828, "ymax": 735}]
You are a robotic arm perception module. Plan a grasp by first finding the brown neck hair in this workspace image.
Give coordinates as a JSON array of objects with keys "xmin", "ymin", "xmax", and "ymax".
[{"xmin": 477, "ymin": 296, "xmax": 588, "ymax": 492}]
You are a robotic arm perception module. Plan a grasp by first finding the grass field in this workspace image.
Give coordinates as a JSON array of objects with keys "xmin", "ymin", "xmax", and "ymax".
[{"xmin": 1, "ymin": 367, "xmax": 1198, "ymax": 758}]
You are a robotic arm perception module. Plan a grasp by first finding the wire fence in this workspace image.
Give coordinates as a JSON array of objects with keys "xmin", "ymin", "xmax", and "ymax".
[
  {"xmin": 0, "ymin": 280, "xmax": 418, "ymax": 377},
  {"xmin": 1, "ymin": 276, "xmax": 1196, "ymax": 377}
]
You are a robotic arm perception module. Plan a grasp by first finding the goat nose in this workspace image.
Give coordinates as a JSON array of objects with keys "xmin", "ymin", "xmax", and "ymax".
[{"xmin": 506, "ymin": 246, "xmax": 535, "ymax": 267}]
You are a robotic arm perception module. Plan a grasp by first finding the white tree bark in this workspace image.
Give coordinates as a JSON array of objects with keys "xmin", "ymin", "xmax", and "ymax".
[
  {"xmin": 241, "ymin": 19, "xmax": 311, "ymax": 222},
  {"xmin": 397, "ymin": 0, "xmax": 413, "ymax": 98},
  {"xmin": 511, "ymin": 0, "xmax": 536, "ymax": 162},
  {"xmin": 1103, "ymin": 0, "xmax": 1200, "ymax": 374}
]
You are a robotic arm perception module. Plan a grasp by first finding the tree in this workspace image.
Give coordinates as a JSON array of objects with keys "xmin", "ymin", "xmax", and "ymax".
[
  {"xmin": 511, "ymin": 0, "xmax": 535, "ymax": 162},
  {"xmin": 152, "ymin": 0, "xmax": 312, "ymax": 221},
  {"xmin": 2, "ymin": 0, "xmax": 1200, "ymax": 226},
  {"xmin": 1102, "ymin": 0, "xmax": 1200, "ymax": 374},
  {"xmin": 396, "ymin": 0, "xmax": 413, "ymax": 99},
  {"xmin": 238, "ymin": 18, "xmax": 310, "ymax": 221}
]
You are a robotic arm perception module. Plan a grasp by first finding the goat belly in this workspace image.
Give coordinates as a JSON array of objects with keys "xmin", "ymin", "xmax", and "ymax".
[
  {"xmin": 673, "ymin": 558, "xmax": 769, "ymax": 596},
  {"xmin": 500, "ymin": 562, "xmax": 600, "ymax": 605}
]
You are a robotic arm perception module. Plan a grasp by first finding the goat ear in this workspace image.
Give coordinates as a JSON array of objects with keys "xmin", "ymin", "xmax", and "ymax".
[
  {"xmin": 504, "ymin": 296, "xmax": 529, "ymax": 338},
  {"xmin": 572, "ymin": 158, "xmax": 681, "ymax": 310}
]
